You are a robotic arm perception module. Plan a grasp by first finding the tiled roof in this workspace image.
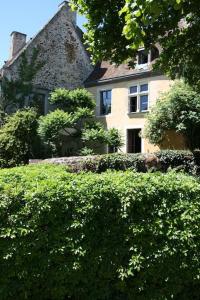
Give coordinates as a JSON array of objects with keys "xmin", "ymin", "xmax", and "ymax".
[{"xmin": 85, "ymin": 61, "xmax": 161, "ymax": 87}]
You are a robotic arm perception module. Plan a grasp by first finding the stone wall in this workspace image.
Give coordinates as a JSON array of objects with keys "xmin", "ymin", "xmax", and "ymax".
[{"xmin": 2, "ymin": 3, "xmax": 93, "ymax": 91}]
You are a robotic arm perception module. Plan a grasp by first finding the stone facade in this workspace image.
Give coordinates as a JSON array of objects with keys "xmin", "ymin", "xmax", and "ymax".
[{"xmin": 1, "ymin": 1, "xmax": 93, "ymax": 92}]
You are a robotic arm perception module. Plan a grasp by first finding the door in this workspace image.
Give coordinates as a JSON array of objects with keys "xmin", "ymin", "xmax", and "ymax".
[{"xmin": 127, "ymin": 129, "xmax": 142, "ymax": 153}]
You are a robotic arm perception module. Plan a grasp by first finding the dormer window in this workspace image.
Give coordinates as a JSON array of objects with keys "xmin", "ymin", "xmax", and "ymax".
[
  {"xmin": 151, "ymin": 46, "xmax": 159, "ymax": 61},
  {"xmin": 137, "ymin": 46, "xmax": 159, "ymax": 65},
  {"xmin": 138, "ymin": 49, "xmax": 148, "ymax": 65}
]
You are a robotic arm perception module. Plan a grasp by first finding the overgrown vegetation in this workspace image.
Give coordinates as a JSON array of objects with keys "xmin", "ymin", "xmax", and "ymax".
[
  {"xmin": 0, "ymin": 164, "xmax": 199, "ymax": 299},
  {"xmin": 68, "ymin": 150, "xmax": 199, "ymax": 175},
  {"xmin": 0, "ymin": 47, "xmax": 44, "ymax": 115},
  {"xmin": 0, "ymin": 109, "xmax": 38, "ymax": 168},
  {"xmin": 38, "ymin": 88, "xmax": 123, "ymax": 157},
  {"xmin": 71, "ymin": 0, "xmax": 200, "ymax": 90},
  {"xmin": 144, "ymin": 81, "xmax": 200, "ymax": 150}
]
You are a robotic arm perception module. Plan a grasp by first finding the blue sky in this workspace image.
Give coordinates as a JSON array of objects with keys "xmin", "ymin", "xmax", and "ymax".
[{"xmin": 0, "ymin": 0, "xmax": 86, "ymax": 67}]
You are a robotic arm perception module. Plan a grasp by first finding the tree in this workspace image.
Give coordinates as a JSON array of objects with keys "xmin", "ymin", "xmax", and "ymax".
[
  {"xmin": 50, "ymin": 88, "xmax": 95, "ymax": 113},
  {"xmin": 144, "ymin": 81, "xmax": 200, "ymax": 150},
  {"xmin": 82, "ymin": 127, "xmax": 124, "ymax": 153},
  {"xmin": 0, "ymin": 108, "xmax": 38, "ymax": 168},
  {"xmin": 38, "ymin": 88, "xmax": 123, "ymax": 156},
  {"xmin": 38, "ymin": 108, "xmax": 93, "ymax": 156},
  {"xmin": 71, "ymin": 0, "xmax": 200, "ymax": 88}
]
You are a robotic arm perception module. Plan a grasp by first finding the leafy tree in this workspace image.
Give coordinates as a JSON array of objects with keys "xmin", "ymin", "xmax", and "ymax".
[
  {"xmin": 50, "ymin": 88, "xmax": 95, "ymax": 113},
  {"xmin": 0, "ymin": 108, "xmax": 38, "ymax": 168},
  {"xmin": 38, "ymin": 88, "xmax": 123, "ymax": 156},
  {"xmin": 144, "ymin": 81, "xmax": 200, "ymax": 150},
  {"xmin": 82, "ymin": 126, "xmax": 124, "ymax": 153},
  {"xmin": 38, "ymin": 108, "xmax": 93, "ymax": 156},
  {"xmin": 71, "ymin": 0, "xmax": 200, "ymax": 88}
]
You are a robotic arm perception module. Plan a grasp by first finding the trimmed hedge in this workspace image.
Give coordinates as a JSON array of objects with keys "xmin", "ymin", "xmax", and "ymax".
[
  {"xmin": 0, "ymin": 164, "xmax": 200, "ymax": 299},
  {"xmin": 76, "ymin": 150, "xmax": 198, "ymax": 175}
]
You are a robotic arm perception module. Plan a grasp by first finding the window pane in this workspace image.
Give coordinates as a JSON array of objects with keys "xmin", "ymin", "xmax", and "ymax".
[
  {"xmin": 138, "ymin": 50, "xmax": 148, "ymax": 65},
  {"xmin": 140, "ymin": 84, "xmax": 148, "ymax": 92},
  {"xmin": 130, "ymin": 86, "xmax": 137, "ymax": 94},
  {"xmin": 140, "ymin": 95, "xmax": 148, "ymax": 111},
  {"xmin": 151, "ymin": 46, "xmax": 159, "ymax": 61},
  {"xmin": 100, "ymin": 90, "xmax": 112, "ymax": 115},
  {"xmin": 130, "ymin": 96, "xmax": 137, "ymax": 113}
]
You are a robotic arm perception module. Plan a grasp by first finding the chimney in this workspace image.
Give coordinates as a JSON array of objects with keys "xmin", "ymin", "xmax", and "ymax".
[
  {"xmin": 58, "ymin": 1, "xmax": 77, "ymax": 25},
  {"xmin": 9, "ymin": 31, "xmax": 27, "ymax": 60}
]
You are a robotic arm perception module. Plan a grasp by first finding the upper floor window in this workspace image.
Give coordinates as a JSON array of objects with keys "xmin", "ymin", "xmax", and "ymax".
[
  {"xmin": 100, "ymin": 90, "xmax": 112, "ymax": 115},
  {"xmin": 129, "ymin": 83, "xmax": 149, "ymax": 113},
  {"xmin": 137, "ymin": 46, "xmax": 159, "ymax": 65},
  {"xmin": 138, "ymin": 49, "xmax": 148, "ymax": 65}
]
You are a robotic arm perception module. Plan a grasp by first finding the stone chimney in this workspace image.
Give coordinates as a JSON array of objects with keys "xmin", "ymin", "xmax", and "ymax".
[
  {"xmin": 58, "ymin": 1, "xmax": 77, "ymax": 25},
  {"xmin": 9, "ymin": 31, "xmax": 27, "ymax": 60}
]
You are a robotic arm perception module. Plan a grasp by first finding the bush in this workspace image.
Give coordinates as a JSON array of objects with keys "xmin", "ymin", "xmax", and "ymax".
[
  {"xmin": 81, "ymin": 153, "xmax": 146, "ymax": 173},
  {"xmin": 50, "ymin": 88, "xmax": 95, "ymax": 113},
  {"xmin": 0, "ymin": 165, "xmax": 200, "ymax": 299},
  {"xmin": 144, "ymin": 81, "xmax": 200, "ymax": 150},
  {"xmin": 156, "ymin": 150, "xmax": 195, "ymax": 172},
  {"xmin": 0, "ymin": 109, "xmax": 38, "ymax": 168},
  {"xmin": 72, "ymin": 151, "xmax": 198, "ymax": 175}
]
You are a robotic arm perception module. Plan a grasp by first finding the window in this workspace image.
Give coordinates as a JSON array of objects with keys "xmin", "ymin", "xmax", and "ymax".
[
  {"xmin": 137, "ymin": 46, "xmax": 159, "ymax": 65},
  {"xmin": 138, "ymin": 49, "xmax": 148, "ymax": 65},
  {"xmin": 151, "ymin": 46, "xmax": 159, "ymax": 61},
  {"xmin": 129, "ymin": 83, "xmax": 149, "ymax": 113},
  {"xmin": 100, "ymin": 90, "xmax": 112, "ymax": 115}
]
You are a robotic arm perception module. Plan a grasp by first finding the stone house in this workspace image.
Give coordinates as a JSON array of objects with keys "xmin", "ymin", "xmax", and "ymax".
[
  {"xmin": 0, "ymin": 1, "xmax": 186, "ymax": 154},
  {"xmin": 0, "ymin": 1, "xmax": 93, "ymax": 115}
]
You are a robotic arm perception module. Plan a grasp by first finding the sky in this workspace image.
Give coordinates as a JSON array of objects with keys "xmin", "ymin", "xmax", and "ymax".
[{"xmin": 0, "ymin": 0, "xmax": 86, "ymax": 67}]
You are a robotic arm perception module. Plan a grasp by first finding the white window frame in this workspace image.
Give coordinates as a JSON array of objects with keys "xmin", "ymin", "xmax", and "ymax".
[{"xmin": 128, "ymin": 82, "xmax": 149, "ymax": 113}]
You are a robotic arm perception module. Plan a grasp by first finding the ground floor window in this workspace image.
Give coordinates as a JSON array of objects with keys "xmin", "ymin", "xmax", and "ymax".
[{"xmin": 127, "ymin": 129, "xmax": 142, "ymax": 153}]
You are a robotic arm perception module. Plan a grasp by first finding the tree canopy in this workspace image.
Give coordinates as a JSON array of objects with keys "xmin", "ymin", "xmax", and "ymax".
[
  {"xmin": 38, "ymin": 89, "xmax": 123, "ymax": 156},
  {"xmin": 71, "ymin": 0, "xmax": 200, "ymax": 88},
  {"xmin": 144, "ymin": 81, "xmax": 200, "ymax": 150}
]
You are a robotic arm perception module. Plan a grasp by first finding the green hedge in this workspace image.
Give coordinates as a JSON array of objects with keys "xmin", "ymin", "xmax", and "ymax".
[
  {"xmin": 0, "ymin": 164, "xmax": 200, "ymax": 299},
  {"xmin": 78, "ymin": 150, "xmax": 198, "ymax": 175},
  {"xmin": 80, "ymin": 153, "xmax": 146, "ymax": 173}
]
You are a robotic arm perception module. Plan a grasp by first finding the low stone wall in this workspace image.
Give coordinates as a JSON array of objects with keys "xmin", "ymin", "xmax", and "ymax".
[{"xmin": 44, "ymin": 156, "xmax": 97, "ymax": 167}]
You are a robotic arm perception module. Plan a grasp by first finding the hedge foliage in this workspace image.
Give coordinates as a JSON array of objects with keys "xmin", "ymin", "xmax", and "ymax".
[
  {"xmin": 0, "ymin": 109, "xmax": 38, "ymax": 168},
  {"xmin": 72, "ymin": 150, "xmax": 198, "ymax": 175},
  {"xmin": 0, "ymin": 164, "xmax": 200, "ymax": 299}
]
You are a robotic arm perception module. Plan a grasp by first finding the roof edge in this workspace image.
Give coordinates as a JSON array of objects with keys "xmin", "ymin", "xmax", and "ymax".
[{"xmin": 84, "ymin": 70, "xmax": 163, "ymax": 87}]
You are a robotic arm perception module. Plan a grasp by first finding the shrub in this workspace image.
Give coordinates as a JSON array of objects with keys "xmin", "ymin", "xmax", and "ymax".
[
  {"xmin": 38, "ymin": 109, "xmax": 73, "ymax": 156},
  {"xmin": 144, "ymin": 81, "xmax": 200, "ymax": 150},
  {"xmin": 74, "ymin": 153, "xmax": 145, "ymax": 173},
  {"xmin": 156, "ymin": 150, "xmax": 196, "ymax": 173},
  {"xmin": 74, "ymin": 151, "xmax": 198, "ymax": 175},
  {"xmin": 50, "ymin": 88, "xmax": 95, "ymax": 113},
  {"xmin": 0, "ymin": 165, "xmax": 200, "ymax": 299},
  {"xmin": 0, "ymin": 109, "xmax": 38, "ymax": 168}
]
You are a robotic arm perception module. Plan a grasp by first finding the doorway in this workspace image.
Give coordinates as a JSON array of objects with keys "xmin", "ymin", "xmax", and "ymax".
[{"xmin": 127, "ymin": 129, "xmax": 142, "ymax": 153}]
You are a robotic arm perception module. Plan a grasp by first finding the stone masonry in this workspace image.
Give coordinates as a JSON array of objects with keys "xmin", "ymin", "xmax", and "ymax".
[{"xmin": 1, "ymin": 1, "xmax": 93, "ymax": 91}]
